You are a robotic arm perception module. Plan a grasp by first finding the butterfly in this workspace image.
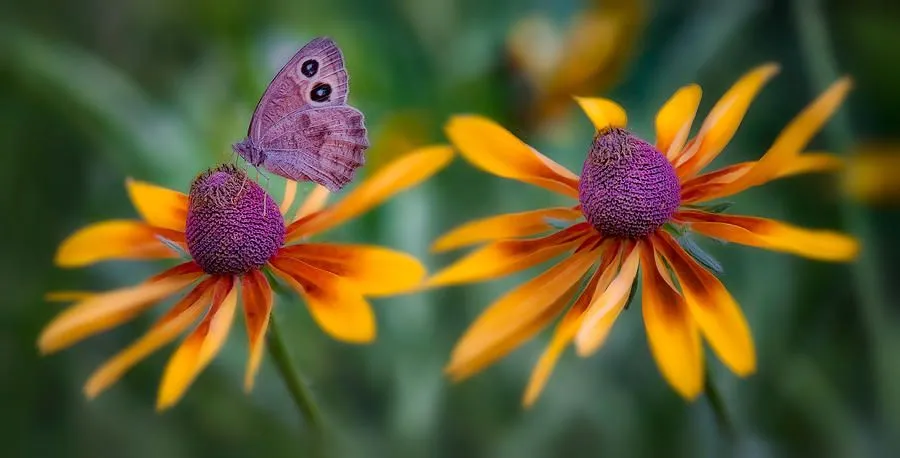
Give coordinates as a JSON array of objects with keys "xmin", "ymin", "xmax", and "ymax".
[{"xmin": 232, "ymin": 37, "xmax": 369, "ymax": 192}]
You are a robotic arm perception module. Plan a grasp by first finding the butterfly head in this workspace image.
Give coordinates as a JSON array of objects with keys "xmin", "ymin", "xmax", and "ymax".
[{"xmin": 232, "ymin": 138, "xmax": 266, "ymax": 167}]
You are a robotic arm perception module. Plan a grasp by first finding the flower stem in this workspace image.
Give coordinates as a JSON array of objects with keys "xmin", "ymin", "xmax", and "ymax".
[
  {"xmin": 704, "ymin": 369, "xmax": 736, "ymax": 444},
  {"xmin": 267, "ymin": 313, "xmax": 326, "ymax": 438}
]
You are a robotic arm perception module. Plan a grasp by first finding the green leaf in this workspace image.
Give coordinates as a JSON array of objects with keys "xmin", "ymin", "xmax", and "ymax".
[
  {"xmin": 678, "ymin": 233, "xmax": 723, "ymax": 274},
  {"xmin": 685, "ymin": 201, "xmax": 734, "ymax": 214},
  {"xmin": 663, "ymin": 222, "xmax": 687, "ymax": 237}
]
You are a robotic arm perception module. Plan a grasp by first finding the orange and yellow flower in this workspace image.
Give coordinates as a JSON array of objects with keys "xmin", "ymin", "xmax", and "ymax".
[
  {"xmin": 430, "ymin": 64, "xmax": 859, "ymax": 406},
  {"xmin": 40, "ymin": 146, "xmax": 453, "ymax": 410}
]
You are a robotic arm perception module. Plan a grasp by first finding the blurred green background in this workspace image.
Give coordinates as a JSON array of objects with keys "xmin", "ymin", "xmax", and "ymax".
[{"xmin": 2, "ymin": 0, "xmax": 899, "ymax": 457}]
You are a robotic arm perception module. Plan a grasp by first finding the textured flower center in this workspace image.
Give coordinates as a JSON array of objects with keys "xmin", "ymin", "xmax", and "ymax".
[
  {"xmin": 578, "ymin": 128, "xmax": 681, "ymax": 238},
  {"xmin": 185, "ymin": 165, "xmax": 284, "ymax": 275}
]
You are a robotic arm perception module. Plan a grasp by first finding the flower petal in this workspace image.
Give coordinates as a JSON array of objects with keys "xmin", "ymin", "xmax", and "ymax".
[
  {"xmin": 156, "ymin": 277, "xmax": 238, "ymax": 410},
  {"xmin": 55, "ymin": 220, "xmax": 178, "ymax": 267},
  {"xmin": 574, "ymin": 241, "xmax": 640, "ymax": 356},
  {"xmin": 293, "ymin": 184, "xmax": 330, "ymax": 221},
  {"xmin": 279, "ymin": 243, "xmax": 426, "ymax": 297},
  {"xmin": 675, "ymin": 64, "xmax": 781, "ymax": 178},
  {"xmin": 431, "ymin": 207, "xmax": 583, "ymax": 252},
  {"xmin": 655, "ymin": 84, "xmax": 702, "ymax": 161},
  {"xmin": 281, "ymin": 180, "xmax": 298, "ymax": 215},
  {"xmin": 426, "ymin": 223, "xmax": 592, "ymax": 288},
  {"xmin": 654, "ymin": 231, "xmax": 755, "ymax": 377},
  {"xmin": 38, "ymin": 262, "xmax": 203, "ymax": 354},
  {"xmin": 444, "ymin": 116, "xmax": 579, "ymax": 197},
  {"xmin": 270, "ymin": 257, "xmax": 375, "ymax": 343},
  {"xmin": 83, "ymin": 276, "xmax": 220, "ymax": 399},
  {"xmin": 286, "ymin": 146, "xmax": 454, "ymax": 241},
  {"xmin": 640, "ymin": 238, "xmax": 704, "ymax": 399},
  {"xmin": 241, "ymin": 269, "xmax": 273, "ymax": 391},
  {"xmin": 445, "ymin": 245, "xmax": 599, "ymax": 381},
  {"xmin": 677, "ymin": 210, "xmax": 859, "ymax": 262},
  {"xmin": 126, "ymin": 178, "xmax": 188, "ymax": 232},
  {"xmin": 574, "ymin": 97, "xmax": 628, "ymax": 131}
]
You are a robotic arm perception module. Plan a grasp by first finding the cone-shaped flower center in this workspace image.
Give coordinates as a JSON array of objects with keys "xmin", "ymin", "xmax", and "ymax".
[
  {"xmin": 578, "ymin": 128, "xmax": 681, "ymax": 239},
  {"xmin": 186, "ymin": 165, "xmax": 284, "ymax": 275}
]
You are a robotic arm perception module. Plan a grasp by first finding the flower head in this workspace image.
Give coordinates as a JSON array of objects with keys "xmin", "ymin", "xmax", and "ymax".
[
  {"xmin": 430, "ymin": 64, "xmax": 859, "ymax": 405},
  {"xmin": 41, "ymin": 146, "xmax": 453, "ymax": 410}
]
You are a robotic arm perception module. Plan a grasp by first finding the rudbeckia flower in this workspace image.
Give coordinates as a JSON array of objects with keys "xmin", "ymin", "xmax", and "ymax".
[
  {"xmin": 430, "ymin": 64, "xmax": 859, "ymax": 406},
  {"xmin": 40, "ymin": 146, "xmax": 453, "ymax": 410}
]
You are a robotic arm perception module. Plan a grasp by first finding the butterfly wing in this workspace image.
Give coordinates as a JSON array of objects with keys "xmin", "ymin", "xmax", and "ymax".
[
  {"xmin": 259, "ymin": 106, "xmax": 368, "ymax": 191},
  {"xmin": 248, "ymin": 37, "xmax": 350, "ymax": 140}
]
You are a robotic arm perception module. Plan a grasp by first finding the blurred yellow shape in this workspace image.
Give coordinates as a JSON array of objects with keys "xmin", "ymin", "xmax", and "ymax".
[{"xmin": 844, "ymin": 146, "xmax": 900, "ymax": 205}]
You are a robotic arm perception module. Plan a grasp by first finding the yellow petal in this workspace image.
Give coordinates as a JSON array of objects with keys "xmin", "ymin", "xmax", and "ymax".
[
  {"xmin": 675, "ymin": 64, "xmax": 781, "ymax": 178},
  {"xmin": 279, "ymin": 243, "xmax": 426, "ymax": 297},
  {"xmin": 445, "ymin": 245, "xmax": 598, "ymax": 381},
  {"xmin": 83, "ymin": 277, "xmax": 220, "ymax": 399},
  {"xmin": 240, "ymin": 269, "xmax": 273, "ymax": 391},
  {"xmin": 574, "ymin": 242, "xmax": 640, "ymax": 356},
  {"xmin": 55, "ymin": 220, "xmax": 177, "ymax": 267},
  {"xmin": 655, "ymin": 84, "xmax": 702, "ymax": 161},
  {"xmin": 38, "ymin": 263, "xmax": 203, "ymax": 354},
  {"xmin": 639, "ymin": 238, "xmax": 704, "ymax": 399},
  {"xmin": 270, "ymin": 257, "xmax": 375, "ymax": 343},
  {"xmin": 654, "ymin": 232, "xmax": 755, "ymax": 378},
  {"xmin": 156, "ymin": 279, "xmax": 239, "ymax": 410},
  {"xmin": 426, "ymin": 223, "xmax": 592, "ymax": 288},
  {"xmin": 281, "ymin": 180, "xmax": 298, "ymax": 215},
  {"xmin": 678, "ymin": 210, "xmax": 859, "ymax": 262},
  {"xmin": 125, "ymin": 178, "xmax": 188, "ymax": 232},
  {"xmin": 286, "ymin": 146, "xmax": 454, "ymax": 241},
  {"xmin": 293, "ymin": 185, "xmax": 330, "ymax": 221},
  {"xmin": 432, "ymin": 207, "xmax": 583, "ymax": 252},
  {"xmin": 444, "ymin": 116, "xmax": 579, "ymax": 197},
  {"xmin": 574, "ymin": 97, "xmax": 628, "ymax": 131}
]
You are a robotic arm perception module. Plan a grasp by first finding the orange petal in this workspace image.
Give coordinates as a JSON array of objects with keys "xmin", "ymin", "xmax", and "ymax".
[
  {"xmin": 279, "ymin": 243, "xmax": 426, "ymax": 297},
  {"xmin": 574, "ymin": 97, "xmax": 628, "ymax": 131},
  {"xmin": 426, "ymin": 223, "xmax": 592, "ymax": 288},
  {"xmin": 677, "ymin": 210, "xmax": 859, "ymax": 262},
  {"xmin": 270, "ymin": 257, "xmax": 375, "ymax": 343},
  {"xmin": 522, "ymin": 240, "xmax": 620, "ymax": 407},
  {"xmin": 286, "ymin": 146, "xmax": 454, "ymax": 241},
  {"xmin": 38, "ymin": 262, "xmax": 203, "ymax": 354},
  {"xmin": 241, "ymin": 269, "xmax": 273, "ymax": 391},
  {"xmin": 655, "ymin": 84, "xmax": 702, "ymax": 161},
  {"xmin": 444, "ymin": 116, "xmax": 579, "ymax": 197},
  {"xmin": 640, "ymin": 238, "xmax": 704, "ymax": 399},
  {"xmin": 55, "ymin": 220, "xmax": 178, "ymax": 267},
  {"xmin": 445, "ymin": 245, "xmax": 599, "ymax": 381},
  {"xmin": 293, "ymin": 184, "xmax": 329, "ymax": 221},
  {"xmin": 281, "ymin": 180, "xmax": 298, "ymax": 215},
  {"xmin": 431, "ymin": 207, "xmax": 583, "ymax": 252},
  {"xmin": 83, "ymin": 276, "xmax": 220, "ymax": 399},
  {"xmin": 675, "ymin": 64, "xmax": 781, "ymax": 178},
  {"xmin": 574, "ymin": 241, "xmax": 640, "ymax": 356},
  {"xmin": 156, "ymin": 277, "xmax": 238, "ymax": 410},
  {"xmin": 125, "ymin": 178, "xmax": 188, "ymax": 232},
  {"xmin": 654, "ymin": 232, "xmax": 755, "ymax": 378}
]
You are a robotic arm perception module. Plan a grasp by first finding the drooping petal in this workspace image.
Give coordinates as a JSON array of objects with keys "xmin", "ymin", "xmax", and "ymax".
[
  {"xmin": 522, "ymin": 240, "xmax": 620, "ymax": 406},
  {"xmin": 241, "ymin": 269, "xmax": 273, "ymax": 391},
  {"xmin": 281, "ymin": 180, "xmax": 298, "ymax": 215},
  {"xmin": 655, "ymin": 84, "xmax": 702, "ymax": 161},
  {"xmin": 156, "ymin": 277, "xmax": 239, "ymax": 410},
  {"xmin": 639, "ymin": 238, "xmax": 704, "ymax": 399},
  {"xmin": 675, "ymin": 64, "xmax": 781, "ymax": 178},
  {"xmin": 286, "ymin": 146, "xmax": 454, "ymax": 241},
  {"xmin": 574, "ymin": 97, "xmax": 628, "ymax": 131},
  {"xmin": 125, "ymin": 178, "xmax": 188, "ymax": 232},
  {"xmin": 55, "ymin": 220, "xmax": 177, "ymax": 267},
  {"xmin": 293, "ymin": 184, "xmax": 329, "ymax": 221},
  {"xmin": 431, "ymin": 206, "xmax": 583, "ymax": 252},
  {"xmin": 444, "ymin": 116, "xmax": 579, "ymax": 197},
  {"xmin": 574, "ymin": 241, "xmax": 640, "ymax": 356},
  {"xmin": 278, "ymin": 243, "xmax": 426, "ymax": 297},
  {"xmin": 426, "ymin": 223, "xmax": 592, "ymax": 288},
  {"xmin": 270, "ymin": 257, "xmax": 375, "ymax": 343},
  {"xmin": 677, "ymin": 210, "xmax": 859, "ymax": 261},
  {"xmin": 445, "ymin": 245, "xmax": 599, "ymax": 381},
  {"xmin": 38, "ymin": 262, "xmax": 203, "ymax": 354},
  {"xmin": 654, "ymin": 231, "xmax": 755, "ymax": 378},
  {"xmin": 83, "ymin": 276, "xmax": 221, "ymax": 399}
]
